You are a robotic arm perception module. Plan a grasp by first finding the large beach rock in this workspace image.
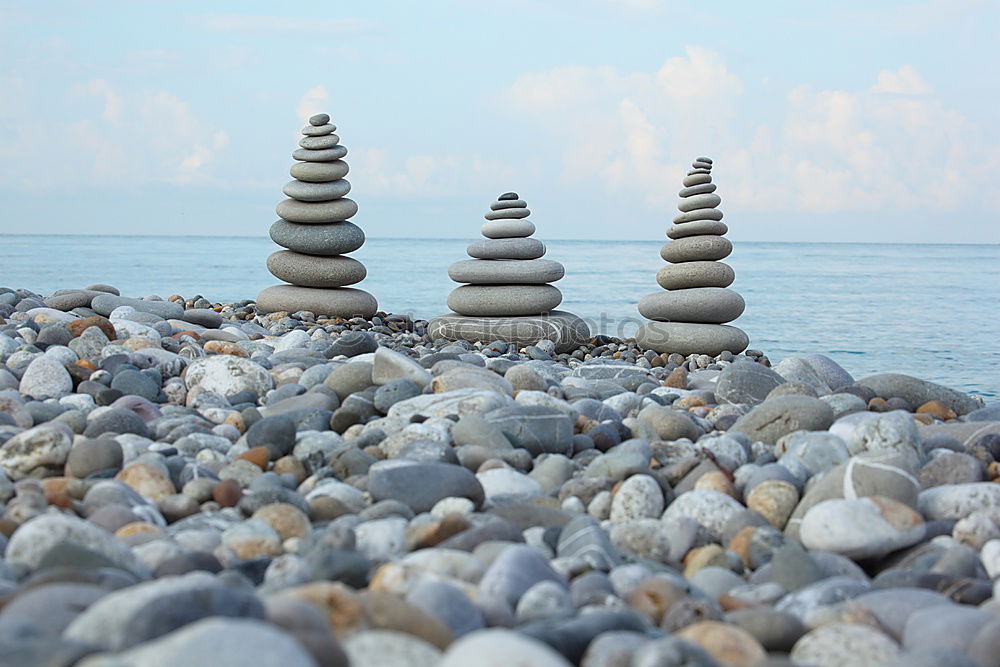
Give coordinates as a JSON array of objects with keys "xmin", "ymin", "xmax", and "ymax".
[
  {"xmin": 799, "ymin": 497, "xmax": 925, "ymax": 560},
  {"xmin": 729, "ymin": 396, "xmax": 834, "ymax": 444},
  {"xmin": 857, "ymin": 373, "xmax": 980, "ymax": 416},
  {"xmin": 716, "ymin": 361, "xmax": 786, "ymax": 407}
]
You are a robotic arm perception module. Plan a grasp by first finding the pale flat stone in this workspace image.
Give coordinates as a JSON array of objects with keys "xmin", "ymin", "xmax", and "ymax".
[
  {"xmin": 484, "ymin": 208, "xmax": 530, "ymax": 220},
  {"xmin": 447, "ymin": 285, "xmax": 562, "ymax": 317},
  {"xmin": 673, "ymin": 208, "xmax": 724, "ymax": 224},
  {"xmin": 301, "ymin": 123, "xmax": 335, "ymax": 136},
  {"xmin": 266, "ymin": 251, "xmax": 366, "ymax": 288},
  {"xmin": 489, "ymin": 199, "xmax": 528, "ymax": 211},
  {"xmin": 660, "ymin": 236, "xmax": 733, "ymax": 263},
  {"xmin": 481, "ymin": 219, "xmax": 536, "ymax": 239},
  {"xmin": 256, "ymin": 285, "xmax": 377, "ymax": 318},
  {"xmin": 290, "ymin": 160, "xmax": 349, "ymax": 183},
  {"xmin": 678, "ymin": 193, "xmax": 722, "ymax": 212},
  {"xmin": 683, "ymin": 173, "xmax": 712, "ymax": 187},
  {"xmin": 291, "ymin": 145, "xmax": 348, "ymax": 162},
  {"xmin": 656, "ymin": 261, "xmax": 734, "ymax": 289},
  {"xmin": 281, "ymin": 179, "xmax": 351, "ymax": 201},
  {"xmin": 298, "ymin": 134, "xmax": 340, "ymax": 150},
  {"xmin": 448, "ymin": 259, "xmax": 564, "ymax": 285},
  {"xmin": 679, "ymin": 183, "xmax": 717, "ymax": 197},
  {"xmin": 428, "ymin": 311, "xmax": 590, "ymax": 353},
  {"xmin": 667, "ymin": 220, "xmax": 728, "ymax": 239},
  {"xmin": 467, "ymin": 238, "xmax": 545, "ymax": 260},
  {"xmin": 269, "ymin": 219, "xmax": 365, "ymax": 256},
  {"xmin": 635, "ymin": 322, "xmax": 748, "ymax": 356},
  {"xmin": 638, "ymin": 287, "xmax": 745, "ymax": 324},
  {"xmin": 276, "ymin": 197, "xmax": 358, "ymax": 223}
]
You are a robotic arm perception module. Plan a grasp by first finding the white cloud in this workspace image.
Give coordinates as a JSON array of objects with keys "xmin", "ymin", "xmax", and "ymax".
[
  {"xmin": 506, "ymin": 51, "xmax": 1000, "ymax": 213},
  {"xmin": 871, "ymin": 65, "xmax": 933, "ymax": 95},
  {"xmin": 189, "ymin": 14, "xmax": 369, "ymax": 34},
  {"xmin": 296, "ymin": 86, "xmax": 330, "ymax": 124}
]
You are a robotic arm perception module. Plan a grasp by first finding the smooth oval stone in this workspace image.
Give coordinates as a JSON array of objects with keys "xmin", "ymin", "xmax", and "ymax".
[
  {"xmin": 447, "ymin": 285, "xmax": 562, "ymax": 317},
  {"xmin": 678, "ymin": 193, "xmax": 722, "ymax": 212},
  {"xmin": 428, "ymin": 311, "xmax": 590, "ymax": 354},
  {"xmin": 638, "ymin": 287, "xmax": 744, "ymax": 324},
  {"xmin": 292, "ymin": 146, "xmax": 348, "ymax": 162},
  {"xmin": 301, "ymin": 123, "xmax": 335, "ymax": 136},
  {"xmin": 490, "ymin": 199, "xmax": 528, "ymax": 211},
  {"xmin": 484, "ymin": 208, "xmax": 530, "ymax": 220},
  {"xmin": 282, "ymin": 179, "xmax": 351, "ymax": 202},
  {"xmin": 673, "ymin": 208, "xmax": 724, "ymax": 224},
  {"xmin": 298, "ymin": 134, "xmax": 341, "ymax": 150},
  {"xmin": 256, "ymin": 285, "xmax": 377, "ymax": 318},
  {"xmin": 499, "ymin": 192, "xmax": 519, "ymax": 200},
  {"xmin": 482, "ymin": 219, "xmax": 536, "ymax": 239},
  {"xmin": 269, "ymin": 220, "xmax": 365, "ymax": 256},
  {"xmin": 696, "ymin": 156, "xmax": 713, "ymax": 164},
  {"xmin": 309, "ymin": 113, "xmax": 330, "ymax": 126},
  {"xmin": 276, "ymin": 198, "xmax": 358, "ymax": 223},
  {"xmin": 635, "ymin": 322, "xmax": 748, "ymax": 356},
  {"xmin": 656, "ymin": 261, "xmax": 734, "ymax": 289},
  {"xmin": 468, "ymin": 238, "xmax": 545, "ymax": 260},
  {"xmin": 683, "ymin": 173, "xmax": 712, "ymax": 187},
  {"xmin": 266, "ymin": 251, "xmax": 366, "ymax": 288},
  {"xmin": 448, "ymin": 259, "xmax": 564, "ymax": 285},
  {"xmin": 661, "ymin": 236, "xmax": 732, "ymax": 263},
  {"xmin": 692, "ymin": 161, "xmax": 713, "ymax": 170},
  {"xmin": 667, "ymin": 220, "xmax": 728, "ymax": 239},
  {"xmin": 679, "ymin": 183, "xmax": 717, "ymax": 197},
  {"xmin": 290, "ymin": 160, "xmax": 349, "ymax": 183}
]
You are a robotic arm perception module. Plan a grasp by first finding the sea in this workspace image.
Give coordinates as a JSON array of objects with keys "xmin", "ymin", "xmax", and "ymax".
[{"xmin": 1, "ymin": 235, "xmax": 997, "ymax": 398}]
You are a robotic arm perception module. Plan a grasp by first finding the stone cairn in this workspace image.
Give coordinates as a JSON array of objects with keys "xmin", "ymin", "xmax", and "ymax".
[
  {"xmin": 256, "ymin": 113, "xmax": 377, "ymax": 318},
  {"xmin": 429, "ymin": 192, "xmax": 590, "ymax": 352},
  {"xmin": 635, "ymin": 157, "xmax": 748, "ymax": 356}
]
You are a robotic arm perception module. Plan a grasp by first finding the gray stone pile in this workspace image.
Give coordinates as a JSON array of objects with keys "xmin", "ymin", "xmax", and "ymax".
[
  {"xmin": 429, "ymin": 193, "xmax": 589, "ymax": 352},
  {"xmin": 636, "ymin": 157, "xmax": 748, "ymax": 356},
  {"xmin": 257, "ymin": 113, "xmax": 377, "ymax": 318}
]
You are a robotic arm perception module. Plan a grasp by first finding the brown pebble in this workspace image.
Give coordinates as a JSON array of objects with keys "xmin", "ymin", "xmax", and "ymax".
[
  {"xmin": 676, "ymin": 620, "xmax": 766, "ymax": 667},
  {"xmin": 213, "ymin": 478, "xmax": 243, "ymax": 507},
  {"xmin": 273, "ymin": 456, "xmax": 307, "ymax": 483},
  {"xmin": 66, "ymin": 316, "xmax": 116, "ymax": 339},
  {"xmin": 308, "ymin": 496, "xmax": 351, "ymax": 522},
  {"xmin": 917, "ymin": 400, "xmax": 957, "ymax": 420},
  {"xmin": 204, "ymin": 340, "xmax": 247, "ymax": 357},
  {"xmin": 238, "ymin": 446, "xmax": 271, "ymax": 470},
  {"xmin": 665, "ymin": 367, "xmax": 688, "ymax": 389},
  {"xmin": 868, "ymin": 397, "xmax": 888, "ymax": 411},
  {"xmin": 626, "ymin": 576, "xmax": 687, "ymax": 624}
]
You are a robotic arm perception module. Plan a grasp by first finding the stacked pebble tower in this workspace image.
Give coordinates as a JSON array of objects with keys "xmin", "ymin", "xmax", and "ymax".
[
  {"xmin": 429, "ymin": 192, "xmax": 589, "ymax": 352},
  {"xmin": 256, "ymin": 113, "xmax": 377, "ymax": 318},
  {"xmin": 635, "ymin": 157, "xmax": 749, "ymax": 356}
]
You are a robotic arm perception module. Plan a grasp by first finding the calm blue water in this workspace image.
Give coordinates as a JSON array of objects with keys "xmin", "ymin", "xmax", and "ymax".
[{"xmin": 1, "ymin": 235, "xmax": 997, "ymax": 397}]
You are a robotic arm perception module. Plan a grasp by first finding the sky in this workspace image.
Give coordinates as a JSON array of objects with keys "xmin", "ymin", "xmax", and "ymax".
[{"xmin": 1, "ymin": 0, "xmax": 998, "ymax": 242}]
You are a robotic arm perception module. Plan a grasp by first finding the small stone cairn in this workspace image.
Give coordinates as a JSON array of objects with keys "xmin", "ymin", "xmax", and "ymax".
[
  {"xmin": 429, "ymin": 192, "xmax": 589, "ymax": 352},
  {"xmin": 256, "ymin": 113, "xmax": 377, "ymax": 317},
  {"xmin": 635, "ymin": 157, "xmax": 748, "ymax": 355}
]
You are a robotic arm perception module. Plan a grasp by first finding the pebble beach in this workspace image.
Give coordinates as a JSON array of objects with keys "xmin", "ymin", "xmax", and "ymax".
[{"xmin": 0, "ymin": 285, "xmax": 998, "ymax": 666}]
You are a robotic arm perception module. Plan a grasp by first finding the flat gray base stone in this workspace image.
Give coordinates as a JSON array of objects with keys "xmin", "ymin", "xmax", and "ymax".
[
  {"xmin": 428, "ymin": 311, "xmax": 591, "ymax": 353},
  {"xmin": 635, "ymin": 321, "xmax": 748, "ymax": 356},
  {"xmin": 266, "ymin": 250, "xmax": 366, "ymax": 288},
  {"xmin": 256, "ymin": 284, "xmax": 377, "ymax": 318}
]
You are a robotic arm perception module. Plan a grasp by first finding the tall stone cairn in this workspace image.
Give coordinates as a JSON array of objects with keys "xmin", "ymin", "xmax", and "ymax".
[
  {"xmin": 634, "ymin": 157, "xmax": 749, "ymax": 356},
  {"xmin": 256, "ymin": 113, "xmax": 377, "ymax": 318}
]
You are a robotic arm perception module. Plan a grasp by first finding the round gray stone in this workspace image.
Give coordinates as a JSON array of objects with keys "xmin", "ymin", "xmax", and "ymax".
[
  {"xmin": 267, "ymin": 251, "xmax": 366, "ymax": 288},
  {"xmin": 683, "ymin": 173, "xmax": 712, "ymax": 187},
  {"xmin": 256, "ymin": 285, "xmax": 377, "ymax": 318},
  {"xmin": 660, "ymin": 236, "xmax": 732, "ymax": 263},
  {"xmin": 276, "ymin": 197, "xmax": 358, "ymax": 223},
  {"xmin": 498, "ymin": 192, "xmax": 519, "ymax": 200},
  {"xmin": 298, "ymin": 134, "xmax": 341, "ymax": 150},
  {"xmin": 269, "ymin": 219, "xmax": 365, "ymax": 256},
  {"xmin": 482, "ymin": 219, "xmax": 536, "ymax": 239},
  {"xmin": 282, "ymin": 179, "xmax": 351, "ymax": 201},
  {"xmin": 290, "ymin": 160, "xmax": 349, "ymax": 183},
  {"xmin": 448, "ymin": 259, "xmax": 564, "ymax": 285},
  {"xmin": 468, "ymin": 238, "xmax": 545, "ymax": 260},
  {"xmin": 677, "ymin": 193, "xmax": 721, "ymax": 212},
  {"xmin": 716, "ymin": 360, "xmax": 786, "ymax": 406},
  {"xmin": 428, "ymin": 310, "xmax": 590, "ymax": 354},
  {"xmin": 292, "ymin": 145, "xmax": 348, "ymax": 162},
  {"xmin": 667, "ymin": 220, "xmax": 728, "ymax": 239},
  {"xmin": 448, "ymin": 284, "xmax": 562, "ymax": 317},
  {"xmin": 638, "ymin": 287, "xmax": 744, "ymax": 323},
  {"xmin": 730, "ymin": 396, "xmax": 835, "ymax": 444},
  {"xmin": 484, "ymin": 208, "xmax": 530, "ymax": 220},
  {"xmin": 634, "ymin": 322, "xmax": 748, "ymax": 356},
  {"xmin": 490, "ymin": 199, "xmax": 527, "ymax": 211},
  {"xmin": 656, "ymin": 261, "xmax": 734, "ymax": 289},
  {"xmin": 673, "ymin": 208, "xmax": 724, "ymax": 224},
  {"xmin": 301, "ymin": 123, "xmax": 335, "ymax": 136},
  {"xmin": 309, "ymin": 113, "xmax": 330, "ymax": 126},
  {"xmin": 678, "ymin": 183, "xmax": 717, "ymax": 197}
]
